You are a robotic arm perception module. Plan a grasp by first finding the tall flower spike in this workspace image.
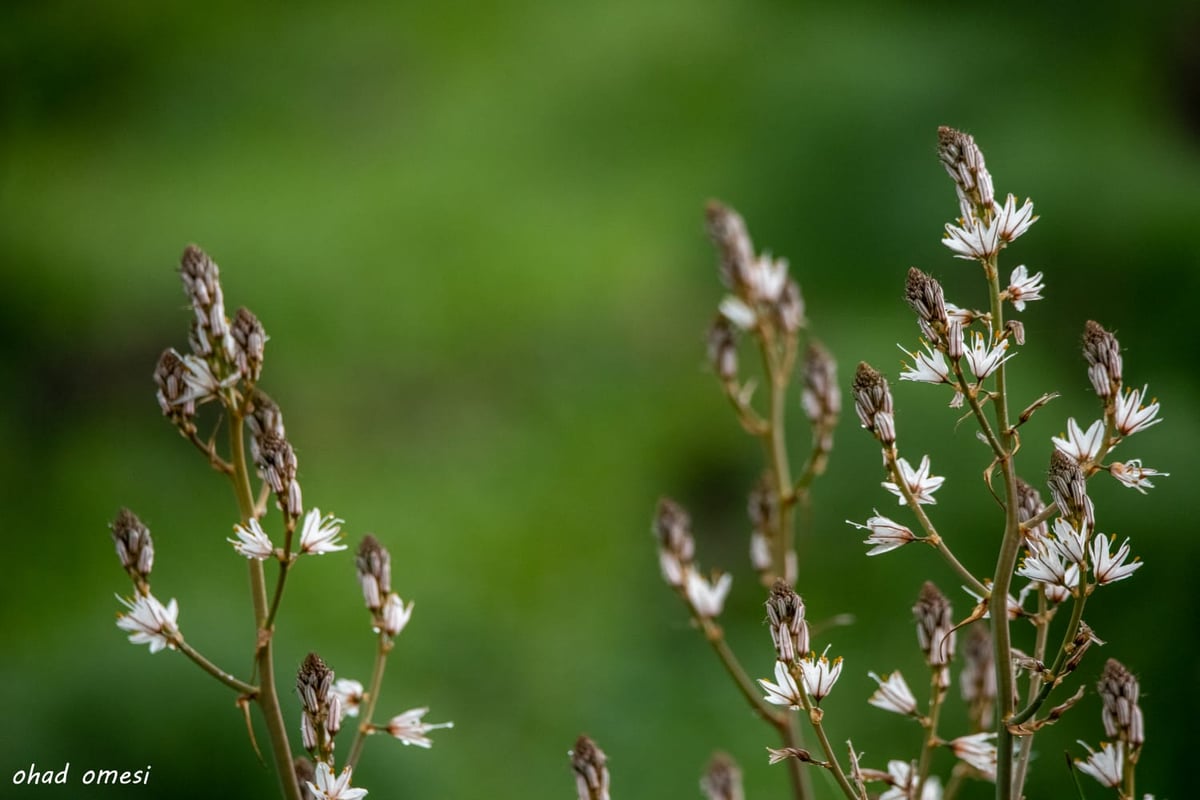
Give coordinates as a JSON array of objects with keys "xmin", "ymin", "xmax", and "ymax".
[
  {"xmin": 1097, "ymin": 659, "xmax": 1144, "ymax": 748},
  {"xmin": 179, "ymin": 244, "xmax": 233, "ymax": 359},
  {"xmin": 1082, "ymin": 321, "xmax": 1123, "ymax": 398},
  {"xmin": 700, "ymin": 752, "xmax": 744, "ymax": 800},
  {"xmin": 852, "ymin": 362, "xmax": 895, "ymax": 446},
  {"xmin": 110, "ymin": 508, "xmax": 154, "ymax": 589},
  {"xmin": 765, "ymin": 579, "xmax": 809, "ymax": 663},
  {"xmin": 937, "ymin": 126, "xmax": 995, "ymax": 219},
  {"xmin": 706, "ymin": 201, "xmax": 755, "ymax": 293},
  {"xmin": 905, "ymin": 267, "xmax": 949, "ymax": 346},
  {"xmin": 1047, "ymin": 449, "xmax": 1094, "ymax": 529},
  {"xmin": 653, "ymin": 497, "xmax": 695, "ymax": 588},
  {"xmin": 231, "ymin": 306, "xmax": 266, "ymax": 383},
  {"xmin": 356, "ymin": 535, "xmax": 392, "ymax": 612},
  {"xmin": 570, "ymin": 735, "xmax": 611, "ymax": 800},
  {"xmin": 297, "ymin": 652, "xmax": 335, "ymax": 753},
  {"xmin": 914, "ymin": 582, "xmax": 955, "ymax": 687}
]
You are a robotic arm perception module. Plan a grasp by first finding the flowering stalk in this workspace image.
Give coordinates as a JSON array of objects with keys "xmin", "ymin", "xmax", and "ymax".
[{"xmin": 345, "ymin": 635, "xmax": 392, "ymax": 769}]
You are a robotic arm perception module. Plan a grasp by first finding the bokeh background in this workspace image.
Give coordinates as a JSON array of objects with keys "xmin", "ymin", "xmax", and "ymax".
[{"xmin": 3, "ymin": 2, "xmax": 1198, "ymax": 798}]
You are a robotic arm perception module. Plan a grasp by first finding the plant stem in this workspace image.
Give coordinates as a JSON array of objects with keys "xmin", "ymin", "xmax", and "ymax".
[
  {"xmin": 176, "ymin": 637, "xmax": 260, "ymax": 695},
  {"xmin": 347, "ymin": 635, "xmax": 393, "ymax": 769},
  {"xmin": 1012, "ymin": 587, "xmax": 1049, "ymax": 795},
  {"xmin": 230, "ymin": 414, "xmax": 302, "ymax": 800},
  {"xmin": 915, "ymin": 673, "xmax": 946, "ymax": 800},
  {"xmin": 793, "ymin": 676, "xmax": 860, "ymax": 800},
  {"xmin": 1009, "ymin": 590, "xmax": 1087, "ymax": 727},
  {"xmin": 757, "ymin": 325, "xmax": 796, "ymax": 584}
]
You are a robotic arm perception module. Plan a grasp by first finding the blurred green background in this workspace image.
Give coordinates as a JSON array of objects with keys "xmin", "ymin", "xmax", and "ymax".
[{"xmin": 3, "ymin": 2, "xmax": 1198, "ymax": 798}]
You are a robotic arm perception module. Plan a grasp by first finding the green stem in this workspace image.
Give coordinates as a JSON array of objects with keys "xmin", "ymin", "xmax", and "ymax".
[
  {"xmin": 915, "ymin": 674, "xmax": 946, "ymax": 800},
  {"xmin": 176, "ymin": 637, "xmax": 260, "ymax": 695},
  {"xmin": 1012, "ymin": 586, "xmax": 1050, "ymax": 795},
  {"xmin": 793, "ymin": 674, "xmax": 860, "ymax": 800},
  {"xmin": 346, "ymin": 635, "xmax": 392, "ymax": 769},
  {"xmin": 757, "ymin": 325, "xmax": 796, "ymax": 584},
  {"xmin": 231, "ymin": 415, "xmax": 302, "ymax": 800},
  {"xmin": 1009, "ymin": 589, "xmax": 1087, "ymax": 727}
]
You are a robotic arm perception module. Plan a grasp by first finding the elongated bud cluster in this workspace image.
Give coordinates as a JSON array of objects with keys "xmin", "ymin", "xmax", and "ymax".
[
  {"xmin": 960, "ymin": 624, "xmax": 996, "ymax": 729},
  {"xmin": 1048, "ymin": 450, "xmax": 1093, "ymax": 529},
  {"xmin": 231, "ymin": 307, "xmax": 266, "ymax": 383},
  {"xmin": 154, "ymin": 349, "xmax": 197, "ymax": 422},
  {"xmin": 706, "ymin": 201, "xmax": 796, "ymax": 332},
  {"xmin": 1097, "ymin": 658, "xmax": 1144, "ymax": 749},
  {"xmin": 180, "ymin": 244, "xmax": 233, "ymax": 359},
  {"xmin": 355, "ymin": 536, "xmax": 413, "ymax": 638},
  {"xmin": 914, "ymin": 581, "xmax": 955, "ymax": 687},
  {"xmin": 1082, "ymin": 321, "xmax": 1123, "ymax": 398},
  {"xmin": 706, "ymin": 317, "xmax": 738, "ymax": 383},
  {"xmin": 570, "ymin": 735, "xmax": 611, "ymax": 800},
  {"xmin": 252, "ymin": 432, "xmax": 303, "ymax": 518},
  {"xmin": 904, "ymin": 267, "xmax": 949, "ymax": 346},
  {"xmin": 765, "ymin": 579, "xmax": 809, "ymax": 663},
  {"xmin": 700, "ymin": 752, "xmax": 744, "ymax": 800},
  {"xmin": 705, "ymin": 201, "xmax": 754, "ymax": 292},
  {"xmin": 776, "ymin": 279, "xmax": 806, "ymax": 334},
  {"xmin": 937, "ymin": 126, "xmax": 994, "ymax": 219},
  {"xmin": 247, "ymin": 389, "xmax": 286, "ymax": 440},
  {"xmin": 1015, "ymin": 477, "xmax": 1049, "ymax": 544},
  {"xmin": 111, "ymin": 508, "xmax": 154, "ymax": 590},
  {"xmin": 852, "ymin": 362, "xmax": 895, "ymax": 446},
  {"xmin": 297, "ymin": 653, "xmax": 339, "ymax": 756},
  {"xmin": 654, "ymin": 498, "xmax": 695, "ymax": 588},
  {"xmin": 802, "ymin": 341, "xmax": 840, "ymax": 437}
]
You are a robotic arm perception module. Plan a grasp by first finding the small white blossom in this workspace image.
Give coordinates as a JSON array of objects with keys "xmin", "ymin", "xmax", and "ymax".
[
  {"xmin": 1109, "ymin": 460, "xmax": 1168, "ymax": 494},
  {"xmin": 963, "ymin": 331, "xmax": 1014, "ymax": 380},
  {"xmin": 1042, "ymin": 564, "xmax": 1080, "ymax": 605},
  {"xmin": 1052, "ymin": 418, "xmax": 1105, "ymax": 464},
  {"xmin": 1075, "ymin": 741, "xmax": 1123, "ymax": 788},
  {"xmin": 1090, "ymin": 534, "xmax": 1142, "ymax": 585},
  {"xmin": 116, "ymin": 593, "xmax": 180, "ymax": 654},
  {"xmin": 685, "ymin": 568, "xmax": 732, "ymax": 618},
  {"xmin": 878, "ymin": 760, "xmax": 942, "ymax": 800},
  {"xmin": 332, "ymin": 678, "xmax": 364, "ymax": 719},
  {"xmin": 385, "ymin": 707, "xmax": 453, "ymax": 748},
  {"xmin": 759, "ymin": 660, "xmax": 804, "ymax": 709},
  {"xmin": 942, "ymin": 215, "xmax": 1000, "ymax": 260},
  {"xmin": 898, "ymin": 342, "xmax": 951, "ymax": 384},
  {"xmin": 994, "ymin": 194, "xmax": 1037, "ymax": 243},
  {"xmin": 948, "ymin": 732, "xmax": 997, "ymax": 780},
  {"xmin": 1016, "ymin": 539, "xmax": 1072, "ymax": 587},
  {"xmin": 749, "ymin": 531, "xmax": 771, "ymax": 571},
  {"xmin": 867, "ymin": 671, "xmax": 917, "ymax": 716},
  {"xmin": 744, "ymin": 254, "xmax": 789, "ymax": 304},
  {"xmin": 1051, "ymin": 518, "xmax": 1089, "ymax": 564},
  {"xmin": 381, "ymin": 592, "xmax": 414, "ymax": 637},
  {"xmin": 306, "ymin": 762, "xmax": 368, "ymax": 800},
  {"xmin": 1006, "ymin": 264, "xmax": 1044, "ymax": 311},
  {"xmin": 298, "ymin": 508, "xmax": 347, "ymax": 555},
  {"xmin": 228, "ymin": 518, "xmax": 274, "ymax": 560},
  {"xmin": 798, "ymin": 646, "xmax": 843, "ymax": 702},
  {"xmin": 847, "ymin": 513, "xmax": 916, "ymax": 555},
  {"xmin": 718, "ymin": 296, "xmax": 757, "ymax": 330},
  {"xmin": 1113, "ymin": 385, "xmax": 1162, "ymax": 437},
  {"xmin": 178, "ymin": 353, "xmax": 237, "ymax": 405},
  {"xmin": 883, "ymin": 456, "xmax": 945, "ymax": 506}
]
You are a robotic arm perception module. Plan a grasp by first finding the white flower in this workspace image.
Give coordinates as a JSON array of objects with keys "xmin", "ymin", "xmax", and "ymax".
[
  {"xmin": 744, "ymin": 254, "xmax": 789, "ymax": 304},
  {"xmin": 306, "ymin": 762, "xmax": 368, "ymax": 800},
  {"xmin": 332, "ymin": 679, "xmax": 364, "ymax": 719},
  {"xmin": 178, "ymin": 353, "xmax": 237, "ymax": 405},
  {"xmin": 381, "ymin": 592, "xmax": 414, "ymax": 637},
  {"xmin": 1052, "ymin": 418, "xmax": 1105, "ymax": 464},
  {"xmin": 299, "ymin": 508, "xmax": 346, "ymax": 555},
  {"xmin": 798, "ymin": 646, "xmax": 843, "ymax": 702},
  {"xmin": 1113, "ymin": 385, "xmax": 1162, "ymax": 436},
  {"xmin": 228, "ymin": 518, "xmax": 274, "ymax": 560},
  {"xmin": 685, "ymin": 568, "xmax": 732, "ymax": 618},
  {"xmin": 994, "ymin": 194, "xmax": 1037, "ymax": 243},
  {"xmin": 385, "ymin": 707, "xmax": 453, "ymax": 748},
  {"xmin": 948, "ymin": 732, "xmax": 997, "ymax": 780},
  {"xmin": 883, "ymin": 456, "xmax": 945, "ymax": 506},
  {"xmin": 942, "ymin": 215, "xmax": 999, "ymax": 260},
  {"xmin": 1109, "ymin": 460, "xmax": 1168, "ymax": 494},
  {"xmin": 749, "ymin": 531, "xmax": 771, "ymax": 571},
  {"xmin": 1006, "ymin": 265, "xmax": 1045, "ymax": 311},
  {"xmin": 847, "ymin": 513, "xmax": 916, "ymax": 555},
  {"xmin": 1016, "ymin": 539, "xmax": 1072, "ymax": 587},
  {"xmin": 116, "ymin": 593, "xmax": 180, "ymax": 654},
  {"xmin": 718, "ymin": 296, "xmax": 757, "ymax": 330},
  {"xmin": 898, "ymin": 342, "xmax": 951, "ymax": 384},
  {"xmin": 1051, "ymin": 518, "xmax": 1088, "ymax": 565},
  {"xmin": 759, "ymin": 660, "xmax": 804, "ymax": 709},
  {"xmin": 1042, "ymin": 564, "xmax": 1080, "ymax": 605},
  {"xmin": 1075, "ymin": 741, "xmax": 1123, "ymax": 788},
  {"xmin": 963, "ymin": 331, "xmax": 1014, "ymax": 381},
  {"xmin": 878, "ymin": 760, "xmax": 942, "ymax": 800},
  {"xmin": 867, "ymin": 671, "xmax": 917, "ymax": 716},
  {"xmin": 1090, "ymin": 534, "xmax": 1142, "ymax": 585}
]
